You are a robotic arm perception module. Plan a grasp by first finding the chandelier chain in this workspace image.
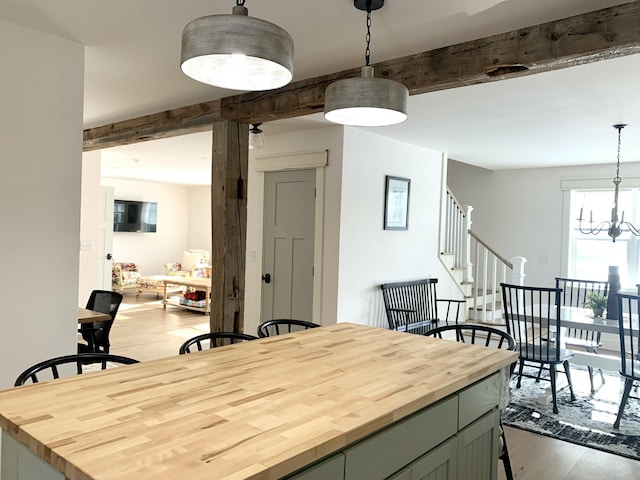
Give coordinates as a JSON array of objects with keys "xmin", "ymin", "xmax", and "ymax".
[
  {"xmin": 364, "ymin": 1, "xmax": 372, "ymax": 66},
  {"xmin": 615, "ymin": 126, "xmax": 622, "ymax": 181}
]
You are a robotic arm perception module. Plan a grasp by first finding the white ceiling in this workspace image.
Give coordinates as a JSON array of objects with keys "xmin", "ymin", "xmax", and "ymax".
[{"xmin": 2, "ymin": 0, "xmax": 639, "ymax": 184}]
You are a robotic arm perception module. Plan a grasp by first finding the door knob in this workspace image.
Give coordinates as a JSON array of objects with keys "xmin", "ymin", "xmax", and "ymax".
[
  {"xmin": 262, "ymin": 273, "xmax": 271, "ymax": 284},
  {"xmin": 106, "ymin": 253, "xmax": 113, "ymax": 260}
]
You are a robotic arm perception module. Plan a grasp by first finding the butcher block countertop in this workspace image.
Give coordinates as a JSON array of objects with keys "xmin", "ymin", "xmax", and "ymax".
[{"xmin": 0, "ymin": 323, "xmax": 517, "ymax": 480}]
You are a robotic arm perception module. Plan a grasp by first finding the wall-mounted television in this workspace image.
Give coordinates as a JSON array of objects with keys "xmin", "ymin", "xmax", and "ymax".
[{"xmin": 113, "ymin": 200, "xmax": 157, "ymax": 232}]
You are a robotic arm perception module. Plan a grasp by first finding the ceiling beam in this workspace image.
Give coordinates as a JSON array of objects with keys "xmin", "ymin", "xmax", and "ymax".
[{"xmin": 83, "ymin": 1, "xmax": 640, "ymax": 151}]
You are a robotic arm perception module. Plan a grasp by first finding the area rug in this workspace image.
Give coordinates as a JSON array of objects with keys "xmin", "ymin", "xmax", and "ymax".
[{"xmin": 502, "ymin": 365, "xmax": 640, "ymax": 461}]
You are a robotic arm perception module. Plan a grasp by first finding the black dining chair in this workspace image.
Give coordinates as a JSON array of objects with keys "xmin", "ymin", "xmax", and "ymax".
[
  {"xmin": 501, "ymin": 283, "xmax": 576, "ymax": 414},
  {"xmin": 179, "ymin": 332, "xmax": 258, "ymax": 354},
  {"xmin": 613, "ymin": 293, "xmax": 640, "ymax": 429},
  {"xmin": 257, "ymin": 319, "xmax": 320, "ymax": 338},
  {"xmin": 78, "ymin": 290, "xmax": 124, "ymax": 354},
  {"xmin": 380, "ymin": 278, "xmax": 466, "ymax": 334},
  {"xmin": 424, "ymin": 324, "xmax": 516, "ymax": 480},
  {"xmin": 555, "ymin": 277, "xmax": 609, "ymax": 393},
  {"xmin": 15, "ymin": 353, "xmax": 139, "ymax": 386}
]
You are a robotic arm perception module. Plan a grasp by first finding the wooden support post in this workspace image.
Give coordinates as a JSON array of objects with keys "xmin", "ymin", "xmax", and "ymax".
[{"xmin": 210, "ymin": 121, "xmax": 248, "ymax": 333}]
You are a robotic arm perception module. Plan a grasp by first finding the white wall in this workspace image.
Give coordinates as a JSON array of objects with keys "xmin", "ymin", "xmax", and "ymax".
[
  {"xmin": 188, "ymin": 186, "xmax": 212, "ymax": 255},
  {"xmin": 337, "ymin": 128, "xmax": 457, "ymax": 327},
  {"xmin": 0, "ymin": 21, "xmax": 84, "ymax": 388},
  {"xmin": 447, "ymin": 159, "xmax": 640, "ymax": 286},
  {"xmin": 244, "ymin": 126, "xmax": 457, "ymax": 335},
  {"xmin": 78, "ymin": 151, "xmax": 102, "ymax": 303},
  {"xmin": 100, "ymin": 178, "xmax": 193, "ymax": 275}
]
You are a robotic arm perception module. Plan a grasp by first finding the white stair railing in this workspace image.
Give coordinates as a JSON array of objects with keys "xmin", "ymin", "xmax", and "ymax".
[
  {"xmin": 441, "ymin": 188, "xmax": 526, "ymax": 324},
  {"xmin": 442, "ymin": 187, "xmax": 468, "ymax": 271}
]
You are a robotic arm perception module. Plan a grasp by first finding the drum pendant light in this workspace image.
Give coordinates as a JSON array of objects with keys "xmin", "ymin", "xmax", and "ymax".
[
  {"xmin": 324, "ymin": 0, "xmax": 408, "ymax": 127},
  {"xmin": 180, "ymin": 0, "xmax": 294, "ymax": 91}
]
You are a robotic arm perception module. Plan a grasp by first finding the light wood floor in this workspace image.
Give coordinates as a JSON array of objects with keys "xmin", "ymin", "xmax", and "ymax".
[{"xmin": 110, "ymin": 294, "xmax": 640, "ymax": 480}]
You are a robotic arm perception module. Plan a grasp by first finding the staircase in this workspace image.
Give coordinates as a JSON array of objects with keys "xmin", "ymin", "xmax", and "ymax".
[{"xmin": 440, "ymin": 187, "xmax": 527, "ymax": 324}]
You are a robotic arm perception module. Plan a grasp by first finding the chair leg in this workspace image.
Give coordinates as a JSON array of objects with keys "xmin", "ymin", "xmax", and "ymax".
[
  {"xmin": 563, "ymin": 360, "xmax": 576, "ymax": 401},
  {"xmin": 499, "ymin": 421, "xmax": 514, "ymax": 480},
  {"xmin": 516, "ymin": 360, "xmax": 525, "ymax": 389},
  {"xmin": 614, "ymin": 378, "xmax": 634, "ymax": 429},
  {"xmin": 549, "ymin": 363, "xmax": 559, "ymax": 414},
  {"xmin": 587, "ymin": 365, "xmax": 595, "ymax": 394},
  {"xmin": 535, "ymin": 364, "xmax": 543, "ymax": 383}
]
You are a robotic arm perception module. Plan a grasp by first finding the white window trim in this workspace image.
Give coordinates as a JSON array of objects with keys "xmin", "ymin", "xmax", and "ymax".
[
  {"xmin": 561, "ymin": 177, "xmax": 640, "ymax": 190},
  {"xmin": 562, "ymin": 179, "xmax": 640, "ymax": 290}
]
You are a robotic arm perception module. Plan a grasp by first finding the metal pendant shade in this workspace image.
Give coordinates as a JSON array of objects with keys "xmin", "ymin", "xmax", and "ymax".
[
  {"xmin": 324, "ymin": 66, "xmax": 408, "ymax": 126},
  {"xmin": 180, "ymin": 5, "xmax": 294, "ymax": 91},
  {"xmin": 324, "ymin": 0, "xmax": 408, "ymax": 127}
]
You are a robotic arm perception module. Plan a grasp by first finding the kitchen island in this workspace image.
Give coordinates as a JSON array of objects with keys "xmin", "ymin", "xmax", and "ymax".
[{"xmin": 0, "ymin": 323, "xmax": 516, "ymax": 480}]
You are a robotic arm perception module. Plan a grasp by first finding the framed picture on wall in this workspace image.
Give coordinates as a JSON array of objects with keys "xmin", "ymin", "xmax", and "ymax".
[{"xmin": 384, "ymin": 175, "xmax": 410, "ymax": 230}]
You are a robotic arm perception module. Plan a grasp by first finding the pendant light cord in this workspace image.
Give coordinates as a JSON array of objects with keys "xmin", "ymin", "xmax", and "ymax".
[{"xmin": 364, "ymin": 1, "xmax": 372, "ymax": 66}]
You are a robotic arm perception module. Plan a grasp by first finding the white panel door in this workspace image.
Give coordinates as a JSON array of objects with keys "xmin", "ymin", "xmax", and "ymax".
[
  {"xmin": 98, "ymin": 186, "xmax": 114, "ymax": 290},
  {"xmin": 261, "ymin": 169, "xmax": 315, "ymax": 323}
]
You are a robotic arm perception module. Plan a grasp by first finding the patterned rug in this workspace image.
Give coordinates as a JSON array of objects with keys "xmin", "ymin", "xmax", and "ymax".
[{"xmin": 503, "ymin": 365, "xmax": 640, "ymax": 461}]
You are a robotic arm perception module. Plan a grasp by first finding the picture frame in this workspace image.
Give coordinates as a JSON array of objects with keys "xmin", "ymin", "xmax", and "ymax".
[{"xmin": 384, "ymin": 175, "xmax": 410, "ymax": 230}]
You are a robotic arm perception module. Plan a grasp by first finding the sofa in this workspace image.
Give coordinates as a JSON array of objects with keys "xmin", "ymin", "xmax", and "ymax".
[
  {"xmin": 164, "ymin": 249, "xmax": 210, "ymax": 278},
  {"xmin": 112, "ymin": 262, "xmax": 141, "ymax": 293}
]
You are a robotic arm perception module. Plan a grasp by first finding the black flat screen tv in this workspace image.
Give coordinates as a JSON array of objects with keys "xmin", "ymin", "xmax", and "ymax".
[{"xmin": 113, "ymin": 200, "xmax": 157, "ymax": 232}]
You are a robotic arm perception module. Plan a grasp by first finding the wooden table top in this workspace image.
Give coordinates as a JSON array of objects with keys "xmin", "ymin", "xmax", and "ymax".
[
  {"xmin": 77, "ymin": 307, "xmax": 111, "ymax": 324},
  {"xmin": 161, "ymin": 276, "xmax": 211, "ymax": 288},
  {"xmin": 0, "ymin": 323, "xmax": 516, "ymax": 480}
]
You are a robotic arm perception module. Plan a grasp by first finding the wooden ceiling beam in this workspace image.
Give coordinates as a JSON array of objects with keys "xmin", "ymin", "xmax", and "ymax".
[{"xmin": 83, "ymin": 1, "xmax": 640, "ymax": 151}]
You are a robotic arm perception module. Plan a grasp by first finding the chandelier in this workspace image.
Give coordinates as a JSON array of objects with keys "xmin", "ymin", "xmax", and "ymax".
[{"xmin": 577, "ymin": 124, "xmax": 640, "ymax": 242}]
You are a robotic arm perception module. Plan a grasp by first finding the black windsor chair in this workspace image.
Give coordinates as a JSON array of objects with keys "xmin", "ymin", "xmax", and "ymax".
[
  {"xmin": 613, "ymin": 293, "xmax": 640, "ymax": 429},
  {"xmin": 380, "ymin": 278, "xmax": 466, "ymax": 335},
  {"xmin": 555, "ymin": 277, "xmax": 609, "ymax": 393},
  {"xmin": 257, "ymin": 319, "xmax": 320, "ymax": 338},
  {"xmin": 501, "ymin": 283, "xmax": 576, "ymax": 414},
  {"xmin": 15, "ymin": 353, "xmax": 139, "ymax": 386},
  {"xmin": 179, "ymin": 332, "xmax": 258, "ymax": 354}
]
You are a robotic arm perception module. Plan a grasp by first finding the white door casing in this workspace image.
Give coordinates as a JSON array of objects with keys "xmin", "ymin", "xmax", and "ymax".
[
  {"xmin": 254, "ymin": 151, "xmax": 328, "ymax": 325},
  {"xmin": 261, "ymin": 169, "xmax": 316, "ymax": 322},
  {"xmin": 98, "ymin": 186, "xmax": 114, "ymax": 290}
]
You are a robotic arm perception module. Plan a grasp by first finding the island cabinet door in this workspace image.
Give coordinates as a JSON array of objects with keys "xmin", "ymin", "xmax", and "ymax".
[
  {"xmin": 386, "ymin": 437, "xmax": 457, "ymax": 480},
  {"xmin": 1, "ymin": 431, "xmax": 64, "ymax": 480},
  {"xmin": 343, "ymin": 397, "xmax": 458, "ymax": 480},
  {"xmin": 456, "ymin": 409, "xmax": 500, "ymax": 480},
  {"xmin": 285, "ymin": 453, "xmax": 345, "ymax": 480}
]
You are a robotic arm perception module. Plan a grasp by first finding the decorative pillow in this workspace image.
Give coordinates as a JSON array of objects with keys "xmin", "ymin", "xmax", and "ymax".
[{"xmin": 181, "ymin": 251, "xmax": 202, "ymax": 272}]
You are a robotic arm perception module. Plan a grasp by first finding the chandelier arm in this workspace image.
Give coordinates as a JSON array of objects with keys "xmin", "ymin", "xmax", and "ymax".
[
  {"xmin": 577, "ymin": 219, "xmax": 611, "ymax": 235},
  {"xmin": 622, "ymin": 221, "xmax": 640, "ymax": 237}
]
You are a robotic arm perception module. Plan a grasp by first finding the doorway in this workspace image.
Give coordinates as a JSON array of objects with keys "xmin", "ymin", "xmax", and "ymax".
[
  {"xmin": 261, "ymin": 169, "xmax": 316, "ymax": 323},
  {"xmin": 253, "ymin": 150, "xmax": 328, "ymax": 327}
]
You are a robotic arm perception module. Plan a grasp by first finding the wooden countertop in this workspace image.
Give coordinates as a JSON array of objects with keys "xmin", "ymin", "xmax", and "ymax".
[{"xmin": 0, "ymin": 323, "xmax": 516, "ymax": 480}]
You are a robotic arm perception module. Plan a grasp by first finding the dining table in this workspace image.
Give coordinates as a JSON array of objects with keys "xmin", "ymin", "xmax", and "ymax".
[
  {"xmin": 516, "ymin": 304, "xmax": 628, "ymax": 405},
  {"xmin": 77, "ymin": 307, "xmax": 111, "ymax": 324}
]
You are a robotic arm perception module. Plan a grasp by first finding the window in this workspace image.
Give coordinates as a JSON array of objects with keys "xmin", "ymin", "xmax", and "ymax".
[{"xmin": 568, "ymin": 189, "xmax": 640, "ymax": 289}]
